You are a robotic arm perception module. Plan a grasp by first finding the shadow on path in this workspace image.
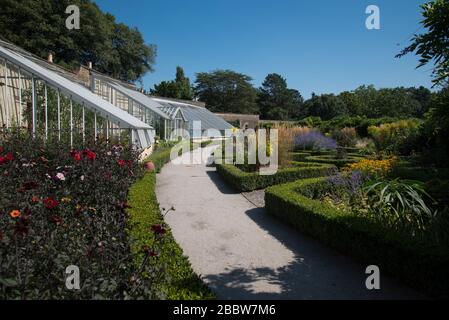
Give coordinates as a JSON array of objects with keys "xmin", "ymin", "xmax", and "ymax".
[{"xmin": 204, "ymin": 207, "xmax": 424, "ymax": 300}]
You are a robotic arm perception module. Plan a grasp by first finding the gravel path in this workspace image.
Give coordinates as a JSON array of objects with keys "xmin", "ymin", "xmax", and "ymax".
[{"xmin": 155, "ymin": 146, "xmax": 423, "ymax": 300}]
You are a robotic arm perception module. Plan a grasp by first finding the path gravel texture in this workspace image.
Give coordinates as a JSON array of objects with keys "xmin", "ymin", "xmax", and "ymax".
[{"xmin": 155, "ymin": 146, "xmax": 423, "ymax": 300}]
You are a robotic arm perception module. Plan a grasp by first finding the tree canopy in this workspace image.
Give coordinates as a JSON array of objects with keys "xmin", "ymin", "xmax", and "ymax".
[
  {"xmin": 257, "ymin": 74, "xmax": 303, "ymax": 120},
  {"xmin": 299, "ymin": 85, "xmax": 431, "ymax": 120},
  {"xmin": 0, "ymin": 0, "xmax": 156, "ymax": 83},
  {"xmin": 151, "ymin": 66, "xmax": 193, "ymax": 100},
  {"xmin": 397, "ymin": 0, "xmax": 449, "ymax": 86},
  {"xmin": 194, "ymin": 70, "xmax": 258, "ymax": 114}
]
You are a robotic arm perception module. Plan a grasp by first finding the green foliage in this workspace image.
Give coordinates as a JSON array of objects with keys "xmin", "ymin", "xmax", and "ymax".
[
  {"xmin": 397, "ymin": 0, "xmax": 449, "ymax": 86},
  {"xmin": 127, "ymin": 166, "xmax": 214, "ymax": 300},
  {"xmin": 367, "ymin": 119, "xmax": 421, "ymax": 155},
  {"xmin": 0, "ymin": 0, "xmax": 156, "ymax": 82},
  {"xmin": 0, "ymin": 134, "xmax": 167, "ymax": 299},
  {"xmin": 332, "ymin": 127, "xmax": 358, "ymax": 147},
  {"xmin": 257, "ymin": 73, "xmax": 303, "ymax": 120},
  {"xmin": 151, "ymin": 66, "xmax": 193, "ymax": 100},
  {"xmin": 299, "ymin": 86, "xmax": 431, "ymax": 121},
  {"xmin": 420, "ymin": 88, "xmax": 449, "ymax": 166},
  {"xmin": 216, "ymin": 162, "xmax": 336, "ymax": 192},
  {"xmin": 301, "ymin": 93, "xmax": 348, "ymax": 120},
  {"xmin": 265, "ymin": 178, "xmax": 449, "ymax": 297},
  {"xmin": 194, "ymin": 70, "xmax": 258, "ymax": 114},
  {"xmin": 364, "ymin": 179, "xmax": 436, "ymax": 229},
  {"xmin": 301, "ymin": 154, "xmax": 364, "ymax": 168}
]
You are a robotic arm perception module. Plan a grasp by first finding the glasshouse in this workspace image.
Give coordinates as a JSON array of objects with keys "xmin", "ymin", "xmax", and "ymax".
[{"xmin": 0, "ymin": 39, "xmax": 232, "ymax": 148}]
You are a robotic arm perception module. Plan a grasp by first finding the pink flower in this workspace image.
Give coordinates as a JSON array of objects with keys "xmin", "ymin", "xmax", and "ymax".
[{"xmin": 55, "ymin": 173, "xmax": 66, "ymax": 181}]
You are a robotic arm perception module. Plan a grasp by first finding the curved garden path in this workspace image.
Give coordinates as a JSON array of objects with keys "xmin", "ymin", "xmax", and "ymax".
[{"xmin": 156, "ymin": 145, "xmax": 423, "ymax": 299}]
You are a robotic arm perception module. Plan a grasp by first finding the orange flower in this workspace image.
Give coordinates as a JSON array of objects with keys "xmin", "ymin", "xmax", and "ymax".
[
  {"xmin": 9, "ymin": 210, "xmax": 21, "ymax": 218},
  {"xmin": 31, "ymin": 196, "xmax": 40, "ymax": 203}
]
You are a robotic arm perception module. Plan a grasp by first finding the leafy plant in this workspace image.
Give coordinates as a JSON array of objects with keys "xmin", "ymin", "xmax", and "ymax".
[
  {"xmin": 332, "ymin": 127, "xmax": 358, "ymax": 147},
  {"xmin": 364, "ymin": 179, "xmax": 436, "ymax": 229}
]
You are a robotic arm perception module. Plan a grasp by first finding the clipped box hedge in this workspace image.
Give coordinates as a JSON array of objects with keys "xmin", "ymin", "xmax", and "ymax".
[
  {"xmin": 128, "ymin": 143, "xmax": 215, "ymax": 299},
  {"xmin": 302, "ymin": 154, "xmax": 364, "ymax": 168},
  {"xmin": 216, "ymin": 161, "xmax": 337, "ymax": 192},
  {"xmin": 265, "ymin": 178, "xmax": 449, "ymax": 297}
]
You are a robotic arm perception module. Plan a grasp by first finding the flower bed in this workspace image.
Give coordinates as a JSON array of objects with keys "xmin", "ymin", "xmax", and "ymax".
[
  {"xmin": 216, "ymin": 162, "xmax": 337, "ymax": 192},
  {"xmin": 0, "ymin": 135, "xmax": 156, "ymax": 299},
  {"xmin": 265, "ymin": 178, "xmax": 449, "ymax": 297},
  {"xmin": 0, "ymin": 135, "xmax": 213, "ymax": 299}
]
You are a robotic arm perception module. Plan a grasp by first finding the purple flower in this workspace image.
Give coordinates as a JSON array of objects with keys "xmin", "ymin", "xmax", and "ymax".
[{"xmin": 294, "ymin": 131, "xmax": 337, "ymax": 151}]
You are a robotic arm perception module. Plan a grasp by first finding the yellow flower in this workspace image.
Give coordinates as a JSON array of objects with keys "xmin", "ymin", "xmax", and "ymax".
[
  {"xmin": 88, "ymin": 207, "xmax": 97, "ymax": 212},
  {"xmin": 345, "ymin": 157, "xmax": 398, "ymax": 177},
  {"xmin": 75, "ymin": 204, "xmax": 82, "ymax": 210},
  {"xmin": 9, "ymin": 210, "xmax": 21, "ymax": 218},
  {"xmin": 61, "ymin": 197, "xmax": 72, "ymax": 203}
]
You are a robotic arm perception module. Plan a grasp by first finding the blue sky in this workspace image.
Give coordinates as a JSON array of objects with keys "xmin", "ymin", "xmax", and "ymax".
[{"xmin": 94, "ymin": 0, "xmax": 432, "ymax": 98}]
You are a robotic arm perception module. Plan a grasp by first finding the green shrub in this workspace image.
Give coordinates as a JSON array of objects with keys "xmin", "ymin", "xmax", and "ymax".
[
  {"xmin": 216, "ymin": 162, "xmax": 336, "ymax": 192},
  {"xmin": 290, "ymin": 152, "xmax": 312, "ymax": 161},
  {"xmin": 368, "ymin": 119, "xmax": 421, "ymax": 155},
  {"xmin": 127, "ymin": 171, "xmax": 214, "ymax": 299},
  {"xmin": 129, "ymin": 142, "xmax": 214, "ymax": 299},
  {"xmin": 390, "ymin": 166, "xmax": 449, "ymax": 182},
  {"xmin": 265, "ymin": 178, "xmax": 449, "ymax": 297},
  {"xmin": 302, "ymin": 154, "xmax": 364, "ymax": 168},
  {"xmin": 332, "ymin": 127, "xmax": 358, "ymax": 147}
]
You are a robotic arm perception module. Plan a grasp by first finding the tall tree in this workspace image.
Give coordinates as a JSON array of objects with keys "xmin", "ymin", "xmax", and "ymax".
[
  {"xmin": 194, "ymin": 70, "xmax": 258, "ymax": 114},
  {"xmin": 301, "ymin": 93, "xmax": 347, "ymax": 120},
  {"xmin": 257, "ymin": 73, "xmax": 303, "ymax": 120},
  {"xmin": 0, "ymin": 0, "xmax": 156, "ymax": 83},
  {"xmin": 397, "ymin": 0, "xmax": 449, "ymax": 86},
  {"xmin": 151, "ymin": 66, "xmax": 193, "ymax": 100}
]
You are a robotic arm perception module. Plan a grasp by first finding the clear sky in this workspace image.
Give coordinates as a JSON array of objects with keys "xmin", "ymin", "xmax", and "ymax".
[{"xmin": 93, "ymin": 0, "xmax": 433, "ymax": 98}]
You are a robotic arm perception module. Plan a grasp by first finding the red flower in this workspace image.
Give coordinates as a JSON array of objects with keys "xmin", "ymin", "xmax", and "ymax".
[
  {"xmin": 0, "ymin": 153, "xmax": 13, "ymax": 165},
  {"xmin": 151, "ymin": 224, "xmax": 166, "ymax": 235},
  {"xmin": 49, "ymin": 215, "xmax": 63, "ymax": 225},
  {"xmin": 117, "ymin": 159, "xmax": 126, "ymax": 167},
  {"xmin": 14, "ymin": 216, "xmax": 30, "ymax": 237},
  {"xmin": 70, "ymin": 151, "xmax": 82, "ymax": 162},
  {"xmin": 83, "ymin": 150, "xmax": 97, "ymax": 160},
  {"xmin": 142, "ymin": 246, "xmax": 157, "ymax": 257},
  {"xmin": 43, "ymin": 197, "xmax": 59, "ymax": 209}
]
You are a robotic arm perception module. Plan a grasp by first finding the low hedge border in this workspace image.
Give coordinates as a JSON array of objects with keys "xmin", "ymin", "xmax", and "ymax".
[
  {"xmin": 265, "ymin": 178, "xmax": 449, "ymax": 297},
  {"xmin": 390, "ymin": 165, "xmax": 449, "ymax": 182},
  {"xmin": 127, "ymin": 144, "xmax": 215, "ymax": 299},
  {"xmin": 147, "ymin": 140, "xmax": 213, "ymax": 173},
  {"xmin": 302, "ymin": 154, "xmax": 364, "ymax": 168},
  {"xmin": 216, "ymin": 162, "xmax": 337, "ymax": 192}
]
